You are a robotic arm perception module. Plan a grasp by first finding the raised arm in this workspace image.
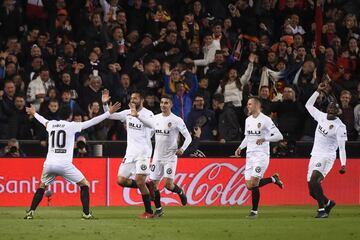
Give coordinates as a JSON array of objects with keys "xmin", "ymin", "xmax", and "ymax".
[
  {"xmin": 306, "ymin": 83, "xmax": 328, "ymax": 121},
  {"xmin": 240, "ymin": 54, "xmax": 255, "ymax": 85},
  {"xmin": 82, "ymin": 102, "xmax": 121, "ymax": 130},
  {"xmin": 26, "ymin": 105, "xmax": 48, "ymax": 127}
]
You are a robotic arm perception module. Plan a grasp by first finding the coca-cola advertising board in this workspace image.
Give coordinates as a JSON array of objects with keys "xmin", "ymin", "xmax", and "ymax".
[{"xmin": 0, "ymin": 158, "xmax": 359, "ymax": 206}]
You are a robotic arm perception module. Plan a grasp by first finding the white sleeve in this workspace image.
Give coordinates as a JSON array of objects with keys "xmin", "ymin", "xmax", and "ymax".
[
  {"xmin": 239, "ymin": 120, "xmax": 248, "ymax": 149},
  {"xmin": 103, "ymin": 104, "xmax": 127, "ymax": 121},
  {"xmin": 239, "ymin": 136, "xmax": 248, "ymax": 150},
  {"xmin": 305, "ymin": 91, "xmax": 323, "ymax": 122},
  {"xmin": 240, "ymin": 62, "xmax": 254, "ymax": 86},
  {"xmin": 80, "ymin": 111, "xmax": 110, "ymax": 130},
  {"xmin": 34, "ymin": 113, "xmax": 49, "ymax": 127},
  {"xmin": 264, "ymin": 118, "xmax": 283, "ymax": 142},
  {"xmin": 194, "ymin": 44, "xmax": 220, "ymax": 66},
  {"xmin": 26, "ymin": 82, "xmax": 36, "ymax": 103},
  {"xmin": 336, "ymin": 125, "xmax": 347, "ymax": 166},
  {"xmin": 137, "ymin": 111, "xmax": 155, "ymax": 129},
  {"xmin": 177, "ymin": 119, "xmax": 192, "ymax": 151}
]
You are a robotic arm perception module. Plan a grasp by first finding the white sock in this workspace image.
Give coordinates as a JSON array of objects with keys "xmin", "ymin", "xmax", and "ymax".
[{"xmin": 271, "ymin": 176, "xmax": 275, "ymax": 183}]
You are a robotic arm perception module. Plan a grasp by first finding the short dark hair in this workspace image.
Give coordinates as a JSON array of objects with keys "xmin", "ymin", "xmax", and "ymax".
[
  {"xmin": 131, "ymin": 90, "xmax": 145, "ymax": 99},
  {"xmin": 260, "ymin": 85, "xmax": 270, "ymax": 90},
  {"xmin": 59, "ymin": 105, "xmax": 72, "ymax": 120},
  {"xmin": 248, "ymin": 96, "xmax": 262, "ymax": 105},
  {"xmin": 213, "ymin": 93, "xmax": 225, "ymax": 103},
  {"xmin": 160, "ymin": 94, "xmax": 173, "ymax": 102}
]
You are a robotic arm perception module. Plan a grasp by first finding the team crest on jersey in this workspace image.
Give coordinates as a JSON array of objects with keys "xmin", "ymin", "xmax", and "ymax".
[
  {"xmin": 140, "ymin": 164, "xmax": 147, "ymax": 171},
  {"xmin": 257, "ymin": 123, "xmax": 261, "ymax": 128},
  {"xmin": 168, "ymin": 122, "xmax": 172, "ymax": 128},
  {"xmin": 329, "ymin": 125, "xmax": 334, "ymax": 129},
  {"xmin": 316, "ymin": 162, "xmax": 322, "ymax": 167},
  {"xmin": 166, "ymin": 168, "xmax": 172, "ymax": 174},
  {"xmin": 255, "ymin": 166, "xmax": 261, "ymax": 173}
]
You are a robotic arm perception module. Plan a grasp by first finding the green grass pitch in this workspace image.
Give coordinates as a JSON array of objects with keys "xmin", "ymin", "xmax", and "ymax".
[{"xmin": 0, "ymin": 206, "xmax": 359, "ymax": 240}]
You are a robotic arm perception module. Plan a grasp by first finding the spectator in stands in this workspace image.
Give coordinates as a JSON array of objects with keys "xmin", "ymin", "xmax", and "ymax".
[
  {"xmin": 212, "ymin": 93, "xmax": 241, "ymax": 143},
  {"xmin": 0, "ymin": 138, "xmax": 26, "ymax": 157},
  {"xmin": 258, "ymin": 85, "xmax": 272, "ymax": 116},
  {"xmin": 187, "ymin": 94, "xmax": 216, "ymax": 141},
  {"xmin": 26, "ymin": 66, "xmax": 55, "ymax": 111},
  {"xmin": 8, "ymin": 95, "xmax": 32, "ymax": 139},
  {"xmin": 339, "ymin": 90, "xmax": 356, "ymax": 140},
  {"xmin": 271, "ymin": 86, "xmax": 306, "ymax": 141},
  {"xmin": 164, "ymin": 64, "xmax": 198, "ymax": 122},
  {"xmin": 144, "ymin": 92, "xmax": 160, "ymax": 114}
]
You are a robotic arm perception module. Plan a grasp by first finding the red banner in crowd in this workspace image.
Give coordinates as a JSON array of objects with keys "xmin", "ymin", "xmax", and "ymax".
[{"xmin": 0, "ymin": 158, "xmax": 359, "ymax": 206}]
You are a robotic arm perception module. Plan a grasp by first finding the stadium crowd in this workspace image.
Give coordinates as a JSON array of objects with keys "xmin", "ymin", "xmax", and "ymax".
[{"xmin": 0, "ymin": 0, "xmax": 360, "ymax": 150}]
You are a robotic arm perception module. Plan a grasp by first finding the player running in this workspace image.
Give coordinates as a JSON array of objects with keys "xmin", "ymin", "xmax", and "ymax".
[
  {"xmin": 235, "ymin": 96, "xmax": 284, "ymax": 218},
  {"xmin": 24, "ymin": 102, "xmax": 121, "ymax": 219},
  {"xmin": 102, "ymin": 89, "xmax": 155, "ymax": 218},
  {"xmin": 148, "ymin": 95, "xmax": 192, "ymax": 217},
  {"xmin": 305, "ymin": 82, "xmax": 347, "ymax": 218}
]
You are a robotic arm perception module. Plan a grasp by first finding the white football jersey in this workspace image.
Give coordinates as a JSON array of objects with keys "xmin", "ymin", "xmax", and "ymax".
[
  {"xmin": 108, "ymin": 107, "xmax": 154, "ymax": 160},
  {"xmin": 153, "ymin": 113, "xmax": 191, "ymax": 162},
  {"xmin": 44, "ymin": 121, "xmax": 83, "ymax": 165},
  {"xmin": 309, "ymin": 106, "xmax": 347, "ymax": 158},
  {"xmin": 34, "ymin": 111, "xmax": 111, "ymax": 165},
  {"xmin": 243, "ymin": 112, "xmax": 280, "ymax": 155}
]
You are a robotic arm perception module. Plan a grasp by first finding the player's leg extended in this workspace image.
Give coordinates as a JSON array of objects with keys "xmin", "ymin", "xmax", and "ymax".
[
  {"xmin": 136, "ymin": 174, "xmax": 153, "ymax": 215},
  {"xmin": 117, "ymin": 176, "xmax": 138, "ymax": 188},
  {"xmin": 164, "ymin": 178, "xmax": 187, "ymax": 206}
]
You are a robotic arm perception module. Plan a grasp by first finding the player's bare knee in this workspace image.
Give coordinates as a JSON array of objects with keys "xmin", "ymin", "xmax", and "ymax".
[
  {"xmin": 39, "ymin": 183, "xmax": 47, "ymax": 189},
  {"xmin": 77, "ymin": 178, "xmax": 89, "ymax": 187},
  {"xmin": 164, "ymin": 182, "xmax": 173, "ymax": 190}
]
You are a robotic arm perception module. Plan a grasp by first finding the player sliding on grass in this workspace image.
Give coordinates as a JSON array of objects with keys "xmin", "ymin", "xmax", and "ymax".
[
  {"xmin": 102, "ymin": 89, "xmax": 155, "ymax": 218},
  {"xmin": 305, "ymin": 82, "xmax": 347, "ymax": 218},
  {"xmin": 24, "ymin": 102, "xmax": 121, "ymax": 220},
  {"xmin": 235, "ymin": 96, "xmax": 284, "ymax": 218},
  {"xmin": 148, "ymin": 95, "xmax": 192, "ymax": 217}
]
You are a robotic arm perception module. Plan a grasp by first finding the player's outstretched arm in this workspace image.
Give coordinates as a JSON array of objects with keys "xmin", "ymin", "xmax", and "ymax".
[
  {"xmin": 26, "ymin": 105, "xmax": 49, "ymax": 127},
  {"xmin": 81, "ymin": 102, "xmax": 121, "ymax": 130}
]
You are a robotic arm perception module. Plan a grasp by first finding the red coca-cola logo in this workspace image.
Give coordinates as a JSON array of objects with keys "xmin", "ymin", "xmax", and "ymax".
[{"xmin": 123, "ymin": 163, "xmax": 250, "ymax": 206}]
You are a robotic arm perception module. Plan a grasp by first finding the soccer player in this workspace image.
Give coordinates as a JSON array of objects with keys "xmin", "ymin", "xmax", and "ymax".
[
  {"xmin": 24, "ymin": 102, "xmax": 121, "ymax": 219},
  {"xmin": 102, "ymin": 89, "xmax": 155, "ymax": 218},
  {"xmin": 149, "ymin": 95, "xmax": 192, "ymax": 217},
  {"xmin": 305, "ymin": 83, "xmax": 347, "ymax": 218},
  {"xmin": 235, "ymin": 96, "xmax": 284, "ymax": 218}
]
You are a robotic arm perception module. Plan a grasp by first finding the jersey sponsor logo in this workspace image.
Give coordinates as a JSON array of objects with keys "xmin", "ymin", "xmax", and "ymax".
[
  {"xmin": 166, "ymin": 168, "xmax": 173, "ymax": 175},
  {"xmin": 55, "ymin": 149, "xmax": 67, "ymax": 153},
  {"xmin": 255, "ymin": 166, "xmax": 261, "ymax": 173},
  {"xmin": 155, "ymin": 129, "xmax": 170, "ymax": 135},
  {"xmin": 329, "ymin": 125, "xmax": 334, "ymax": 129},
  {"xmin": 128, "ymin": 122, "xmax": 142, "ymax": 130},
  {"xmin": 315, "ymin": 162, "xmax": 322, "ymax": 167},
  {"xmin": 247, "ymin": 130, "xmax": 261, "ymax": 135},
  {"xmin": 318, "ymin": 125, "xmax": 329, "ymax": 136},
  {"xmin": 257, "ymin": 123, "xmax": 261, "ymax": 128},
  {"xmin": 140, "ymin": 164, "xmax": 147, "ymax": 171}
]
